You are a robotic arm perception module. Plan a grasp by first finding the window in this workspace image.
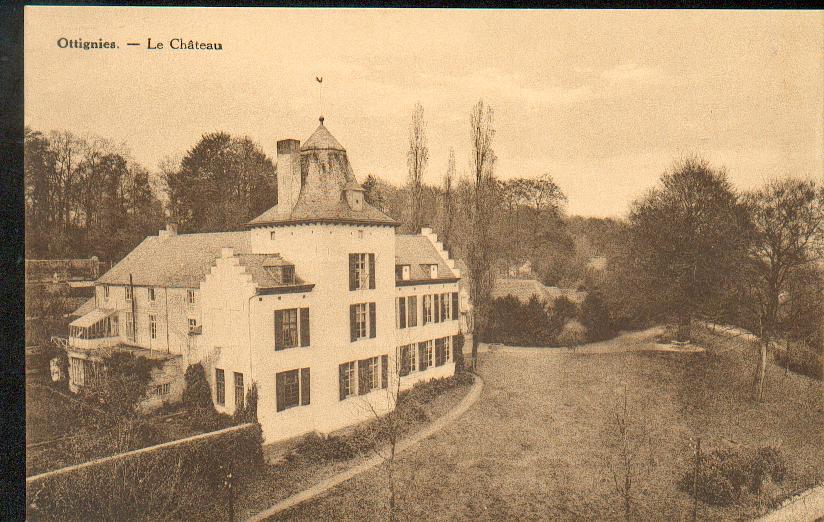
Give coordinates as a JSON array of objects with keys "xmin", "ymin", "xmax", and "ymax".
[
  {"xmin": 216, "ymin": 368, "xmax": 225, "ymax": 405},
  {"xmin": 103, "ymin": 285, "xmax": 109, "ymax": 299},
  {"xmin": 125, "ymin": 286, "xmax": 133, "ymax": 301},
  {"xmin": 339, "ymin": 361, "xmax": 356, "ymax": 400},
  {"xmin": 149, "ymin": 314, "xmax": 157, "ymax": 339},
  {"xmin": 124, "ymin": 312, "xmax": 135, "ymax": 341},
  {"xmin": 418, "ymin": 341, "xmax": 433, "ymax": 371},
  {"xmin": 434, "ymin": 294, "xmax": 442, "ymax": 323},
  {"xmin": 435, "ymin": 337, "xmax": 450, "ymax": 366},
  {"xmin": 148, "ymin": 287, "xmax": 156, "ymax": 302},
  {"xmin": 270, "ymin": 230, "xmax": 277, "ymax": 240},
  {"xmin": 152, "ymin": 383, "xmax": 171, "ymax": 397},
  {"xmin": 234, "ymin": 372, "xmax": 244, "ymax": 409},
  {"xmin": 451, "ymin": 292, "xmax": 459, "ymax": 320},
  {"xmin": 357, "ymin": 357, "xmax": 380, "ymax": 395},
  {"xmin": 349, "ymin": 253, "xmax": 375, "ymax": 290},
  {"xmin": 407, "ymin": 295, "xmax": 418, "ymax": 327},
  {"xmin": 276, "ymin": 368, "xmax": 310, "ymax": 411},
  {"xmin": 423, "ymin": 295, "xmax": 433, "ymax": 325},
  {"xmin": 350, "ymin": 303, "xmax": 376, "ymax": 341},
  {"xmin": 187, "ymin": 289, "xmax": 196, "ymax": 305},
  {"xmin": 441, "ymin": 292, "xmax": 450, "ymax": 322},
  {"xmin": 429, "ymin": 264, "xmax": 439, "ymax": 279},
  {"xmin": 275, "ymin": 308, "xmax": 310, "ymax": 349},
  {"xmin": 188, "ymin": 317, "xmax": 198, "ymax": 333},
  {"xmin": 399, "ymin": 344, "xmax": 416, "ymax": 376},
  {"xmin": 398, "ymin": 297, "xmax": 407, "ymax": 329}
]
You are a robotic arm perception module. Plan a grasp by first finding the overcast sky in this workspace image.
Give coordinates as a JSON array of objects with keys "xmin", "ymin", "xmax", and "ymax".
[{"xmin": 25, "ymin": 8, "xmax": 823, "ymax": 218}]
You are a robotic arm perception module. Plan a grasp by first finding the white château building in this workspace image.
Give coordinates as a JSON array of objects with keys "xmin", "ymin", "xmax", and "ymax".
[{"xmin": 66, "ymin": 118, "xmax": 463, "ymax": 443}]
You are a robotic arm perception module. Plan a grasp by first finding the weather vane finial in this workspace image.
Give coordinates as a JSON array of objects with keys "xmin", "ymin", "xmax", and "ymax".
[{"xmin": 315, "ymin": 76, "xmax": 324, "ymax": 123}]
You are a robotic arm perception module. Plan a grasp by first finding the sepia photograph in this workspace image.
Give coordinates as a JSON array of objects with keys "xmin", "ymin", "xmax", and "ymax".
[{"xmin": 21, "ymin": 7, "xmax": 823, "ymax": 521}]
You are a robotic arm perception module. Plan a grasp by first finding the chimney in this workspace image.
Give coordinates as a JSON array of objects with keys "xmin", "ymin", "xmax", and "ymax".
[
  {"xmin": 277, "ymin": 139, "xmax": 301, "ymax": 212},
  {"xmin": 158, "ymin": 222, "xmax": 178, "ymax": 240}
]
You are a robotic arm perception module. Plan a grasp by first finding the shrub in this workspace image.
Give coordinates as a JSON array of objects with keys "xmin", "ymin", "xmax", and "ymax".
[
  {"xmin": 678, "ymin": 446, "xmax": 787, "ymax": 506},
  {"xmin": 557, "ymin": 320, "xmax": 587, "ymax": 347},
  {"xmin": 579, "ymin": 290, "xmax": 615, "ymax": 342},
  {"xmin": 774, "ymin": 341, "xmax": 823, "ymax": 380},
  {"xmin": 182, "ymin": 363, "xmax": 214, "ymax": 410},
  {"xmin": 483, "ymin": 295, "xmax": 559, "ymax": 346}
]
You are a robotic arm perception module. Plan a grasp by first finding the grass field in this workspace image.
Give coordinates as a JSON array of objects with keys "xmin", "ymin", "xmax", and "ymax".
[{"xmin": 274, "ymin": 327, "xmax": 824, "ymax": 521}]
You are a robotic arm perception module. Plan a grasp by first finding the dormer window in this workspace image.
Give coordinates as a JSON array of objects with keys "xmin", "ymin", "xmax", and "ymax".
[
  {"xmin": 266, "ymin": 264, "xmax": 295, "ymax": 285},
  {"xmin": 395, "ymin": 265, "xmax": 411, "ymax": 281}
]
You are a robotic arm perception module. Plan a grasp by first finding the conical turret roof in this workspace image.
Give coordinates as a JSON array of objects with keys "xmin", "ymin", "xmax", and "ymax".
[{"xmin": 247, "ymin": 118, "xmax": 397, "ymax": 228}]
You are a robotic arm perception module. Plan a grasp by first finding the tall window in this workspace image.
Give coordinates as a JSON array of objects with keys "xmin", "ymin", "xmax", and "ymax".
[
  {"xmin": 103, "ymin": 285, "xmax": 109, "ymax": 299},
  {"xmin": 441, "ymin": 292, "xmax": 450, "ymax": 322},
  {"xmin": 407, "ymin": 295, "xmax": 418, "ymax": 327},
  {"xmin": 350, "ymin": 303, "xmax": 376, "ymax": 341},
  {"xmin": 339, "ymin": 361, "xmax": 356, "ymax": 400},
  {"xmin": 148, "ymin": 287, "xmax": 156, "ymax": 302},
  {"xmin": 434, "ymin": 294, "xmax": 441, "ymax": 323},
  {"xmin": 188, "ymin": 317, "xmax": 198, "ymax": 333},
  {"xmin": 358, "ymin": 356, "xmax": 380, "ymax": 394},
  {"xmin": 276, "ymin": 368, "xmax": 310, "ymax": 411},
  {"xmin": 123, "ymin": 312, "xmax": 135, "ymax": 341},
  {"xmin": 234, "ymin": 372, "xmax": 244, "ymax": 410},
  {"xmin": 423, "ymin": 295, "xmax": 433, "ymax": 325},
  {"xmin": 187, "ymin": 289, "xmax": 196, "ymax": 305},
  {"xmin": 274, "ymin": 308, "xmax": 310, "ymax": 350},
  {"xmin": 451, "ymin": 292, "xmax": 459, "ymax": 320},
  {"xmin": 125, "ymin": 286, "xmax": 132, "ymax": 301},
  {"xmin": 435, "ymin": 337, "xmax": 450, "ymax": 366},
  {"xmin": 399, "ymin": 344, "xmax": 416, "ymax": 376},
  {"xmin": 215, "ymin": 368, "xmax": 225, "ymax": 405},
  {"xmin": 349, "ymin": 253, "xmax": 375, "ymax": 290},
  {"xmin": 149, "ymin": 314, "xmax": 157, "ymax": 339},
  {"xmin": 418, "ymin": 341, "xmax": 432, "ymax": 371}
]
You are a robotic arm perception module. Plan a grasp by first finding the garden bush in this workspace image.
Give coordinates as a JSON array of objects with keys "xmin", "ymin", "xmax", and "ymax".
[
  {"xmin": 557, "ymin": 319, "xmax": 587, "ymax": 347},
  {"xmin": 774, "ymin": 341, "xmax": 823, "ymax": 380},
  {"xmin": 678, "ymin": 446, "xmax": 787, "ymax": 506},
  {"xmin": 579, "ymin": 290, "xmax": 616, "ymax": 342}
]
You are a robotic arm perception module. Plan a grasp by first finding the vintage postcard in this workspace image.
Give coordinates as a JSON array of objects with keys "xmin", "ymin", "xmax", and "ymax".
[{"xmin": 23, "ymin": 7, "xmax": 823, "ymax": 521}]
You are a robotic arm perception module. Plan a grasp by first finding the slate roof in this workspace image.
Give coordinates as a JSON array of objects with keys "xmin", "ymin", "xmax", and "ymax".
[
  {"xmin": 70, "ymin": 296, "xmax": 97, "ymax": 317},
  {"xmin": 235, "ymin": 254, "xmax": 309, "ymax": 290},
  {"xmin": 395, "ymin": 235, "xmax": 457, "ymax": 282},
  {"xmin": 97, "ymin": 231, "xmax": 251, "ymax": 288},
  {"xmin": 492, "ymin": 278, "xmax": 586, "ymax": 305},
  {"xmin": 247, "ymin": 122, "xmax": 398, "ymax": 228}
]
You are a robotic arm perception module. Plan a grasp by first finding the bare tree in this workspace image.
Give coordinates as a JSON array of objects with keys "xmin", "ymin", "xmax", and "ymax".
[
  {"xmin": 604, "ymin": 387, "xmax": 654, "ymax": 521},
  {"xmin": 407, "ymin": 102, "xmax": 429, "ymax": 233},
  {"xmin": 742, "ymin": 179, "xmax": 823, "ymax": 402},
  {"xmin": 468, "ymin": 100, "xmax": 497, "ymax": 370},
  {"xmin": 441, "ymin": 148, "xmax": 456, "ymax": 248}
]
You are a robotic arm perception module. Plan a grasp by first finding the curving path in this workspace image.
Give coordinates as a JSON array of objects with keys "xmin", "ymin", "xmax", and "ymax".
[{"xmin": 245, "ymin": 373, "xmax": 485, "ymax": 522}]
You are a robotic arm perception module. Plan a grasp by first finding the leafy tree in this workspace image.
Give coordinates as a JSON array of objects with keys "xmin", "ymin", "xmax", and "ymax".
[
  {"xmin": 182, "ymin": 363, "xmax": 215, "ymax": 410},
  {"xmin": 628, "ymin": 157, "xmax": 747, "ymax": 342},
  {"xmin": 83, "ymin": 351, "xmax": 161, "ymax": 417},
  {"xmin": 740, "ymin": 179, "xmax": 823, "ymax": 401},
  {"xmin": 165, "ymin": 132, "xmax": 276, "ymax": 232}
]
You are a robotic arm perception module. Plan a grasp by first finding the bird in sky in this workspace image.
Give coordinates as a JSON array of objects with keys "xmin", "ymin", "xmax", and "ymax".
[{"xmin": 315, "ymin": 76, "xmax": 323, "ymax": 83}]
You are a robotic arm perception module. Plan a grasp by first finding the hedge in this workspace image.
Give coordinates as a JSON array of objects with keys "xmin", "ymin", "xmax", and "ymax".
[{"xmin": 26, "ymin": 422, "xmax": 263, "ymax": 521}]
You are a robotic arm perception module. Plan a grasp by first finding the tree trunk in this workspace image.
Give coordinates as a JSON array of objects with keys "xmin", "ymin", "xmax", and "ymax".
[{"xmin": 754, "ymin": 340, "xmax": 768, "ymax": 402}]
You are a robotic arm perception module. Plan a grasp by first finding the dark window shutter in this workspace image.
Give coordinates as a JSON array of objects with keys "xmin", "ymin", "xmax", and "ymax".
[
  {"xmin": 369, "ymin": 302, "xmax": 376, "ymax": 338},
  {"xmin": 274, "ymin": 310, "xmax": 283, "ymax": 350},
  {"xmin": 368, "ymin": 253, "xmax": 376, "ymax": 289},
  {"xmin": 452, "ymin": 292, "xmax": 459, "ymax": 320},
  {"xmin": 350, "ymin": 304, "xmax": 357, "ymax": 342},
  {"xmin": 399, "ymin": 298, "xmax": 406, "ymax": 329},
  {"xmin": 339, "ymin": 363, "xmax": 347, "ymax": 400},
  {"xmin": 276, "ymin": 373, "xmax": 285, "ymax": 412},
  {"xmin": 434, "ymin": 294, "xmax": 441, "ymax": 323},
  {"xmin": 358, "ymin": 360, "xmax": 369, "ymax": 395},
  {"xmin": 381, "ymin": 354, "xmax": 388, "ymax": 388},
  {"xmin": 300, "ymin": 308, "xmax": 310, "ymax": 347},
  {"xmin": 300, "ymin": 368, "xmax": 311, "ymax": 405},
  {"xmin": 349, "ymin": 254, "xmax": 357, "ymax": 291}
]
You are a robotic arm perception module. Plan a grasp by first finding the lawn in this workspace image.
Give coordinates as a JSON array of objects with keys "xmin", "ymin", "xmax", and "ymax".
[
  {"xmin": 25, "ymin": 383, "xmax": 103, "ymax": 446},
  {"xmin": 272, "ymin": 327, "xmax": 824, "ymax": 521}
]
